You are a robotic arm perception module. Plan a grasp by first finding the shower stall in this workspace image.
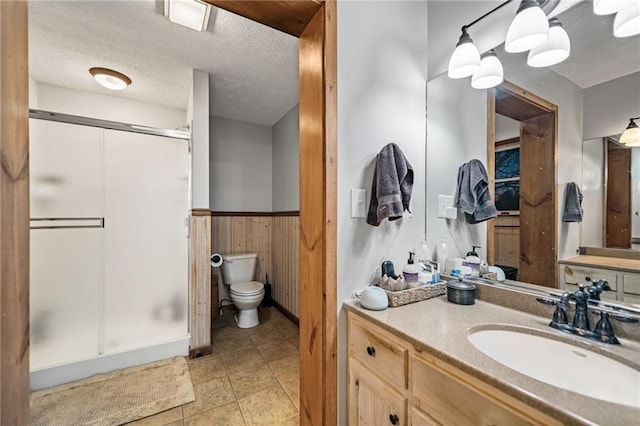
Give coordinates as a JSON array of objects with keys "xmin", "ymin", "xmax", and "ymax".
[{"xmin": 29, "ymin": 112, "xmax": 190, "ymax": 390}]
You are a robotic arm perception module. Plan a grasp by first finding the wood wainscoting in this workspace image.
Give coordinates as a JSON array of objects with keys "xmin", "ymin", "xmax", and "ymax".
[
  {"xmin": 211, "ymin": 212, "xmax": 300, "ymax": 318},
  {"xmin": 189, "ymin": 211, "xmax": 212, "ymax": 357}
]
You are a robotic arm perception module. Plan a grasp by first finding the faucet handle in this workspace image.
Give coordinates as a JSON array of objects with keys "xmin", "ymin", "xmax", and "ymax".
[{"xmin": 593, "ymin": 311, "xmax": 620, "ymax": 344}]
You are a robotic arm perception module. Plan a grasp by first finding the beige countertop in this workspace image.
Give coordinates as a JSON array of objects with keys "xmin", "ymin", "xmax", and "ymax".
[
  {"xmin": 344, "ymin": 295, "xmax": 640, "ymax": 426},
  {"xmin": 559, "ymin": 255, "xmax": 640, "ymax": 274}
]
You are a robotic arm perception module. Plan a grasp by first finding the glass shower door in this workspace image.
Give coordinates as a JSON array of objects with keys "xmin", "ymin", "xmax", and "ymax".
[{"xmin": 29, "ymin": 119, "xmax": 104, "ymax": 370}]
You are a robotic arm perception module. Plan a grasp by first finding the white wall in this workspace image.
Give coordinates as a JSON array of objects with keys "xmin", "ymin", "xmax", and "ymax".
[
  {"xmin": 209, "ymin": 116, "xmax": 273, "ymax": 212},
  {"xmin": 584, "ymin": 72, "xmax": 640, "ymax": 140},
  {"xmin": 426, "ymin": 75, "xmax": 488, "ymax": 262},
  {"xmin": 272, "ymin": 105, "xmax": 299, "ymax": 211},
  {"xmin": 495, "ymin": 114, "xmax": 520, "ymax": 141},
  {"xmin": 582, "ymin": 138, "xmax": 604, "ymax": 246},
  {"xmin": 337, "ymin": 2, "xmax": 428, "ymax": 424},
  {"xmin": 189, "ymin": 70, "xmax": 210, "ymax": 209},
  {"xmin": 36, "ymin": 83, "xmax": 186, "ymax": 130},
  {"xmin": 29, "ymin": 75, "xmax": 38, "ymax": 108}
]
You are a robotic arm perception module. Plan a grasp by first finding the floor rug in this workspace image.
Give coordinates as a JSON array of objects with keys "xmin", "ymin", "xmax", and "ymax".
[{"xmin": 30, "ymin": 356, "xmax": 194, "ymax": 425}]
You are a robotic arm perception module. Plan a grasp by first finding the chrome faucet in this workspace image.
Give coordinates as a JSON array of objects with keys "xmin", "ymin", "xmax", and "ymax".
[{"xmin": 537, "ymin": 281, "xmax": 638, "ymax": 345}]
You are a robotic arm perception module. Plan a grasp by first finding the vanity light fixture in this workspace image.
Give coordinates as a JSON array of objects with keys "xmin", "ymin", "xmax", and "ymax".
[
  {"xmin": 448, "ymin": 28, "xmax": 481, "ymax": 79},
  {"xmin": 471, "ymin": 50, "xmax": 504, "ymax": 89},
  {"xmin": 89, "ymin": 67, "xmax": 131, "ymax": 91},
  {"xmin": 447, "ymin": 0, "xmax": 514, "ymax": 80},
  {"xmin": 593, "ymin": 0, "xmax": 636, "ymax": 16},
  {"xmin": 613, "ymin": 2, "xmax": 640, "ymax": 38},
  {"xmin": 620, "ymin": 117, "xmax": 640, "ymax": 147},
  {"xmin": 527, "ymin": 18, "xmax": 570, "ymax": 67},
  {"xmin": 164, "ymin": 0, "xmax": 212, "ymax": 32},
  {"xmin": 505, "ymin": 0, "xmax": 549, "ymax": 53}
]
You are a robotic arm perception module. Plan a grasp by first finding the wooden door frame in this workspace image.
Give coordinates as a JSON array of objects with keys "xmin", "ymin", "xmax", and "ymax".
[
  {"xmin": 205, "ymin": 4, "xmax": 337, "ymax": 423},
  {"xmin": 487, "ymin": 81, "xmax": 558, "ymax": 285},
  {"xmin": 1, "ymin": 0, "xmax": 30, "ymax": 423},
  {"xmin": 1, "ymin": 1, "xmax": 337, "ymax": 424}
]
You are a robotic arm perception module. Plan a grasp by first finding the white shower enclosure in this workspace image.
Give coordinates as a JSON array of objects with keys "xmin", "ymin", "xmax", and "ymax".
[{"xmin": 29, "ymin": 117, "xmax": 189, "ymax": 390}]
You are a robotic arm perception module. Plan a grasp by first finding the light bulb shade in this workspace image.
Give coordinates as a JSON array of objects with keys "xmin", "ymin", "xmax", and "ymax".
[
  {"xmin": 164, "ymin": 0, "xmax": 212, "ymax": 32},
  {"xmin": 89, "ymin": 67, "xmax": 131, "ymax": 90},
  {"xmin": 448, "ymin": 30, "xmax": 481, "ymax": 79},
  {"xmin": 593, "ymin": 0, "xmax": 636, "ymax": 16},
  {"xmin": 614, "ymin": 2, "xmax": 640, "ymax": 38},
  {"xmin": 471, "ymin": 51, "xmax": 504, "ymax": 89},
  {"xmin": 505, "ymin": 1, "xmax": 549, "ymax": 53},
  {"xmin": 527, "ymin": 18, "xmax": 571, "ymax": 68},
  {"xmin": 621, "ymin": 119, "xmax": 640, "ymax": 146}
]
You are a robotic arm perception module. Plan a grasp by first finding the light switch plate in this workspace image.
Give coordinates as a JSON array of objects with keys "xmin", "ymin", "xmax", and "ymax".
[
  {"xmin": 438, "ymin": 194, "xmax": 454, "ymax": 218},
  {"xmin": 351, "ymin": 188, "xmax": 366, "ymax": 218}
]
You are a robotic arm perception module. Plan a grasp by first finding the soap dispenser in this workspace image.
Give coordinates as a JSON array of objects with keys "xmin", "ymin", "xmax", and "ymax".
[{"xmin": 403, "ymin": 252, "xmax": 420, "ymax": 285}]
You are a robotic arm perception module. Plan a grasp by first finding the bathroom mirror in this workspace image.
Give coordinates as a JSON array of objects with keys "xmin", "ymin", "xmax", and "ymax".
[{"xmin": 427, "ymin": 1, "xmax": 640, "ymax": 310}]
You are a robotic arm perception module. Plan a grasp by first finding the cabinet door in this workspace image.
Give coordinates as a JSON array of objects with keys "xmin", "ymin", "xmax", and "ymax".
[
  {"xmin": 349, "ymin": 360, "xmax": 407, "ymax": 426},
  {"xmin": 412, "ymin": 354, "xmax": 558, "ymax": 426},
  {"xmin": 410, "ymin": 408, "xmax": 440, "ymax": 426}
]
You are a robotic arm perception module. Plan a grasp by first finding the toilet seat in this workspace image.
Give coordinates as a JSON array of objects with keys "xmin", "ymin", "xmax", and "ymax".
[{"xmin": 230, "ymin": 281, "xmax": 264, "ymax": 296}]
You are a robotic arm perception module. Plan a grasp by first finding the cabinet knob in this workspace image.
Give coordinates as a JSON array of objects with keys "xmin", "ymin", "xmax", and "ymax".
[
  {"xmin": 389, "ymin": 414, "xmax": 399, "ymax": 425},
  {"xmin": 366, "ymin": 346, "xmax": 376, "ymax": 356}
]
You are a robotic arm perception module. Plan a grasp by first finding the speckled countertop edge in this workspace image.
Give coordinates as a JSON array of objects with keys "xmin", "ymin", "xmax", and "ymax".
[{"xmin": 344, "ymin": 296, "xmax": 640, "ymax": 426}]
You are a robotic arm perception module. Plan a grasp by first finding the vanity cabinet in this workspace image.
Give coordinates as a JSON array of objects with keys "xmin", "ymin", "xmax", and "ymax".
[
  {"xmin": 559, "ymin": 264, "xmax": 618, "ymax": 300},
  {"xmin": 559, "ymin": 261, "xmax": 640, "ymax": 303},
  {"xmin": 347, "ymin": 312, "xmax": 559, "ymax": 426}
]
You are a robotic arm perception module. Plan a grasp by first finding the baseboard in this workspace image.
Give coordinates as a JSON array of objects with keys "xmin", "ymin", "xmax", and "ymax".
[
  {"xmin": 30, "ymin": 336, "xmax": 190, "ymax": 391},
  {"xmin": 272, "ymin": 300, "xmax": 299, "ymax": 326}
]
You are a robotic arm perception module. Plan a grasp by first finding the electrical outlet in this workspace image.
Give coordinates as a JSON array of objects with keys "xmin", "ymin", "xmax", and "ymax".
[{"xmin": 438, "ymin": 194, "xmax": 454, "ymax": 218}]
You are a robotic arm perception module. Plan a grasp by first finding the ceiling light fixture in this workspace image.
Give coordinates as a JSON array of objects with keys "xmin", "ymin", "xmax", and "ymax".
[
  {"xmin": 471, "ymin": 50, "xmax": 504, "ymax": 89},
  {"xmin": 620, "ymin": 117, "xmax": 640, "ymax": 146},
  {"xmin": 505, "ymin": 0, "xmax": 549, "ymax": 53},
  {"xmin": 527, "ymin": 18, "xmax": 570, "ymax": 67},
  {"xmin": 613, "ymin": 2, "xmax": 640, "ymax": 38},
  {"xmin": 89, "ymin": 67, "xmax": 131, "ymax": 91},
  {"xmin": 593, "ymin": 0, "xmax": 636, "ymax": 16},
  {"xmin": 164, "ymin": 0, "xmax": 212, "ymax": 32}
]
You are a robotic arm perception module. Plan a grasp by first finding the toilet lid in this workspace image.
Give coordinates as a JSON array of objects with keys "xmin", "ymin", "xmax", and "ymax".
[{"xmin": 230, "ymin": 281, "xmax": 264, "ymax": 295}]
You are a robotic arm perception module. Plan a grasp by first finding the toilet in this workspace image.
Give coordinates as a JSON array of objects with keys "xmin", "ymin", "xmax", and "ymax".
[{"xmin": 218, "ymin": 253, "xmax": 265, "ymax": 328}]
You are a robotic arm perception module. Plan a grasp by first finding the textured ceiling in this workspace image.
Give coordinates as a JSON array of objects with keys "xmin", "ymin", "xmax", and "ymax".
[
  {"xmin": 28, "ymin": 0, "xmax": 299, "ymax": 126},
  {"xmin": 551, "ymin": 1, "xmax": 640, "ymax": 89}
]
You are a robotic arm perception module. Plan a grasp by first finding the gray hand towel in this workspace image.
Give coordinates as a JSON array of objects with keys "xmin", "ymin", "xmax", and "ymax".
[
  {"xmin": 563, "ymin": 182, "xmax": 583, "ymax": 222},
  {"xmin": 366, "ymin": 143, "xmax": 414, "ymax": 226},
  {"xmin": 454, "ymin": 159, "xmax": 497, "ymax": 224}
]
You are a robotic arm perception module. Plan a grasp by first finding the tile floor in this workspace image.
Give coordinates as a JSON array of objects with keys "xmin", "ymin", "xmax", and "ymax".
[{"xmin": 128, "ymin": 307, "xmax": 300, "ymax": 426}]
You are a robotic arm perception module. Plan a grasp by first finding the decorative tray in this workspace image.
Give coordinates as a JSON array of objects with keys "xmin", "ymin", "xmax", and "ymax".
[{"xmin": 383, "ymin": 281, "xmax": 447, "ymax": 307}]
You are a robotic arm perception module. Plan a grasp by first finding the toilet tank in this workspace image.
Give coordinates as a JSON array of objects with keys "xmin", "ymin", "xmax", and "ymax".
[{"xmin": 220, "ymin": 253, "xmax": 258, "ymax": 284}]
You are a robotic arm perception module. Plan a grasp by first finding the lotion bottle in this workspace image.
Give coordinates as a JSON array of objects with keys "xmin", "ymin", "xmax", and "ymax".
[{"xmin": 402, "ymin": 252, "xmax": 420, "ymax": 286}]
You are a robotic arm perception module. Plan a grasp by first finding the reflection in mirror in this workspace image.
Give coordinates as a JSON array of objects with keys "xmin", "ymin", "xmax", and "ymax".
[{"xmin": 427, "ymin": 1, "xmax": 640, "ymax": 310}]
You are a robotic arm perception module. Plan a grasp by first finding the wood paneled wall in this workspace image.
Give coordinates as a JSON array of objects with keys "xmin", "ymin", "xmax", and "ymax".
[
  {"xmin": 211, "ymin": 214, "xmax": 299, "ymax": 318},
  {"xmin": 272, "ymin": 216, "xmax": 300, "ymax": 317},
  {"xmin": 189, "ymin": 213, "xmax": 212, "ymax": 356}
]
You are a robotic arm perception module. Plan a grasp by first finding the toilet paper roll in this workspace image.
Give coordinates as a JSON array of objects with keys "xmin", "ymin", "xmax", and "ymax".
[{"xmin": 211, "ymin": 253, "xmax": 223, "ymax": 268}]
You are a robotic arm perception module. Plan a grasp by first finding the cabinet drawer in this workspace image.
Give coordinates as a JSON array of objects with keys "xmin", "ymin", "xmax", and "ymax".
[
  {"xmin": 412, "ymin": 354, "xmax": 559, "ymax": 426},
  {"xmin": 561, "ymin": 265, "xmax": 617, "ymax": 290},
  {"xmin": 349, "ymin": 316, "xmax": 409, "ymax": 390},
  {"xmin": 623, "ymin": 272, "xmax": 640, "ymax": 296},
  {"xmin": 563, "ymin": 283, "xmax": 618, "ymax": 301},
  {"xmin": 349, "ymin": 359, "xmax": 408, "ymax": 426}
]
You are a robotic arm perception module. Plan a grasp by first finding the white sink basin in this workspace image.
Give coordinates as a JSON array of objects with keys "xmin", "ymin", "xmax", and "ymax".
[{"xmin": 468, "ymin": 328, "xmax": 640, "ymax": 407}]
